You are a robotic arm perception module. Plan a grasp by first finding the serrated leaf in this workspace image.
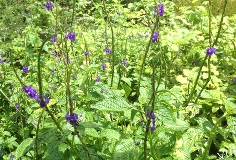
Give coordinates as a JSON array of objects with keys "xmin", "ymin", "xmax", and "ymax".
[
  {"xmin": 15, "ymin": 138, "xmax": 34, "ymax": 159},
  {"xmin": 114, "ymin": 138, "xmax": 136, "ymax": 160},
  {"xmin": 100, "ymin": 129, "xmax": 121, "ymax": 140},
  {"xmin": 80, "ymin": 122, "xmax": 102, "ymax": 128},
  {"xmin": 92, "ymin": 97, "xmax": 132, "ymax": 112},
  {"xmin": 223, "ymin": 99, "xmax": 236, "ymax": 114}
]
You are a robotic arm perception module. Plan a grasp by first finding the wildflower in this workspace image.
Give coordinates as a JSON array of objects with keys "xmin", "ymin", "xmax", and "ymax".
[
  {"xmin": 23, "ymin": 86, "xmax": 37, "ymax": 99},
  {"xmin": 45, "ymin": 1, "xmax": 54, "ymax": 10},
  {"xmin": 105, "ymin": 47, "xmax": 112, "ymax": 54},
  {"xmin": 102, "ymin": 63, "xmax": 107, "ymax": 70},
  {"xmin": 234, "ymin": 77, "xmax": 236, "ymax": 84},
  {"xmin": 152, "ymin": 32, "xmax": 158, "ymax": 43},
  {"xmin": 158, "ymin": 4, "xmax": 164, "ymax": 16},
  {"xmin": 146, "ymin": 110, "xmax": 151, "ymax": 118},
  {"xmin": 1, "ymin": 52, "xmax": 4, "ymax": 57},
  {"xmin": 52, "ymin": 35, "xmax": 57, "ymax": 42},
  {"xmin": 122, "ymin": 60, "xmax": 128, "ymax": 66},
  {"xmin": 135, "ymin": 141, "xmax": 141, "ymax": 146},
  {"xmin": 100, "ymin": 90, "xmax": 104, "ymax": 93},
  {"xmin": 151, "ymin": 112, "xmax": 156, "ymax": 119},
  {"xmin": 65, "ymin": 112, "xmax": 78, "ymax": 125},
  {"xmin": 140, "ymin": 119, "xmax": 144, "ymax": 123},
  {"xmin": 84, "ymin": 51, "xmax": 89, "ymax": 56},
  {"xmin": 51, "ymin": 69, "xmax": 55, "ymax": 75},
  {"xmin": 154, "ymin": 6, "xmax": 157, "ymax": 17},
  {"xmin": 65, "ymin": 32, "xmax": 76, "ymax": 41},
  {"xmin": 206, "ymin": 47, "xmax": 216, "ymax": 56},
  {"xmin": 150, "ymin": 126, "xmax": 156, "ymax": 132},
  {"xmin": 16, "ymin": 104, "xmax": 20, "ymax": 110},
  {"xmin": 0, "ymin": 150, "xmax": 2, "ymax": 154},
  {"xmin": 10, "ymin": 155, "xmax": 14, "ymax": 160},
  {"xmin": 36, "ymin": 95, "xmax": 50, "ymax": 107},
  {"xmin": 6, "ymin": 60, "xmax": 10, "ymax": 63},
  {"xmin": 0, "ymin": 59, "xmax": 4, "ymax": 63},
  {"xmin": 95, "ymin": 76, "xmax": 100, "ymax": 82},
  {"xmin": 22, "ymin": 66, "xmax": 28, "ymax": 73}
]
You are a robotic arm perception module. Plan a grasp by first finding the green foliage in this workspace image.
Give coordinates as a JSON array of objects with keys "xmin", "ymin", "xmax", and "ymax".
[{"xmin": 0, "ymin": 0, "xmax": 236, "ymax": 160}]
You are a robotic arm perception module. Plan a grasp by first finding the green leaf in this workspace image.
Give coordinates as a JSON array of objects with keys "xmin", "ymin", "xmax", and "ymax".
[
  {"xmin": 100, "ymin": 129, "xmax": 121, "ymax": 140},
  {"xmin": 92, "ymin": 97, "xmax": 132, "ymax": 112},
  {"xmin": 15, "ymin": 138, "xmax": 34, "ymax": 159},
  {"xmin": 80, "ymin": 122, "xmax": 102, "ymax": 128},
  {"xmin": 121, "ymin": 83, "xmax": 132, "ymax": 97},
  {"xmin": 114, "ymin": 138, "xmax": 137, "ymax": 160},
  {"xmin": 223, "ymin": 99, "xmax": 236, "ymax": 114}
]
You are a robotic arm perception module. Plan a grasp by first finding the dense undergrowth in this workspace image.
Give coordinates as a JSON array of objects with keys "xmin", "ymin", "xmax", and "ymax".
[{"xmin": 0, "ymin": 0, "xmax": 236, "ymax": 159}]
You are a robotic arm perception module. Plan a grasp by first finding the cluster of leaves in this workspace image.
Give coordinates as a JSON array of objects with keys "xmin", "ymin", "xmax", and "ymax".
[{"xmin": 0, "ymin": 0, "xmax": 236, "ymax": 160}]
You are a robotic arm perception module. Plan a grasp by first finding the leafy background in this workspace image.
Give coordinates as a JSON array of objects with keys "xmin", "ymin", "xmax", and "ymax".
[{"xmin": 0, "ymin": 0, "xmax": 236, "ymax": 160}]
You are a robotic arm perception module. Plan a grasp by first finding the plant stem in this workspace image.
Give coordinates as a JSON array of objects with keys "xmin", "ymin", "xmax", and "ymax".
[
  {"xmin": 137, "ymin": 12, "xmax": 159, "ymax": 98},
  {"xmin": 102, "ymin": 0, "xmax": 115, "ymax": 88},
  {"xmin": 144, "ymin": 59, "xmax": 157, "ymax": 160}
]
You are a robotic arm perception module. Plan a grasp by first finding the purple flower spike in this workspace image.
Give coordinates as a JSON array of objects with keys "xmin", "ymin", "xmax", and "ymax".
[
  {"xmin": 136, "ymin": 141, "xmax": 141, "ymax": 146},
  {"xmin": 45, "ymin": 1, "xmax": 54, "ymax": 10},
  {"xmin": 1, "ymin": 52, "xmax": 5, "ymax": 57},
  {"xmin": 0, "ymin": 59, "xmax": 4, "ymax": 63},
  {"xmin": 154, "ymin": 6, "xmax": 157, "ymax": 17},
  {"xmin": 102, "ymin": 63, "xmax": 107, "ymax": 70},
  {"xmin": 151, "ymin": 113, "xmax": 156, "ymax": 119},
  {"xmin": 105, "ymin": 47, "xmax": 112, "ymax": 54},
  {"xmin": 95, "ymin": 76, "xmax": 100, "ymax": 82},
  {"xmin": 152, "ymin": 32, "xmax": 159, "ymax": 43},
  {"xmin": 52, "ymin": 35, "xmax": 57, "ymax": 42},
  {"xmin": 84, "ymin": 51, "xmax": 88, "ymax": 56},
  {"xmin": 150, "ymin": 126, "xmax": 156, "ymax": 132},
  {"xmin": 23, "ymin": 86, "xmax": 37, "ymax": 99},
  {"xmin": 10, "ymin": 155, "xmax": 14, "ymax": 160},
  {"xmin": 158, "ymin": 4, "xmax": 164, "ymax": 16},
  {"xmin": 22, "ymin": 66, "xmax": 28, "ymax": 73},
  {"xmin": 146, "ymin": 110, "xmax": 151, "ymax": 118},
  {"xmin": 206, "ymin": 47, "xmax": 216, "ymax": 56},
  {"xmin": 16, "ymin": 104, "xmax": 20, "ymax": 110},
  {"xmin": 65, "ymin": 32, "xmax": 76, "ymax": 41},
  {"xmin": 65, "ymin": 112, "xmax": 79, "ymax": 125},
  {"xmin": 36, "ymin": 95, "xmax": 50, "ymax": 107}
]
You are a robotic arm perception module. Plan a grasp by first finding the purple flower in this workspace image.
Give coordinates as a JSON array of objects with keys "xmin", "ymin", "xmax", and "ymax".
[
  {"xmin": 65, "ymin": 112, "xmax": 79, "ymax": 125},
  {"xmin": 84, "ymin": 51, "xmax": 89, "ymax": 56},
  {"xmin": 23, "ymin": 86, "xmax": 37, "ymax": 99},
  {"xmin": 135, "ymin": 141, "xmax": 141, "ymax": 146},
  {"xmin": 100, "ymin": 90, "xmax": 104, "ymax": 93},
  {"xmin": 6, "ymin": 60, "xmax": 10, "ymax": 63},
  {"xmin": 105, "ymin": 47, "xmax": 112, "ymax": 54},
  {"xmin": 65, "ymin": 32, "xmax": 76, "ymax": 41},
  {"xmin": 0, "ymin": 150, "xmax": 2, "ymax": 154},
  {"xmin": 102, "ymin": 63, "xmax": 107, "ymax": 70},
  {"xmin": 95, "ymin": 76, "xmax": 100, "ymax": 82},
  {"xmin": 0, "ymin": 59, "xmax": 4, "ymax": 63},
  {"xmin": 10, "ymin": 154, "xmax": 14, "ymax": 160},
  {"xmin": 52, "ymin": 35, "xmax": 57, "ymax": 42},
  {"xmin": 152, "ymin": 32, "xmax": 159, "ymax": 43},
  {"xmin": 140, "ymin": 119, "xmax": 144, "ymax": 123},
  {"xmin": 206, "ymin": 47, "xmax": 216, "ymax": 56},
  {"xmin": 151, "ymin": 112, "xmax": 156, "ymax": 119},
  {"xmin": 234, "ymin": 77, "xmax": 236, "ymax": 84},
  {"xmin": 158, "ymin": 4, "xmax": 164, "ymax": 16},
  {"xmin": 154, "ymin": 6, "xmax": 157, "ymax": 17},
  {"xmin": 45, "ymin": 1, "xmax": 54, "ymax": 10},
  {"xmin": 146, "ymin": 110, "xmax": 151, "ymax": 118},
  {"xmin": 122, "ymin": 60, "xmax": 128, "ymax": 66},
  {"xmin": 22, "ymin": 66, "xmax": 28, "ymax": 73},
  {"xmin": 150, "ymin": 126, "xmax": 156, "ymax": 132},
  {"xmin": 36, "ymin": 95, "xmax": 50, "ymax": 107},
  {"xmin": 52, "ymin": 69, "xmax": 55, "ymax": 73},
  {"xmin": 1, "ymin": 52, "xmax": 4, "ymax": 57},
  {"xmin": 16, "ymin": 104, "xmax": 20, "ymax": 110}
]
